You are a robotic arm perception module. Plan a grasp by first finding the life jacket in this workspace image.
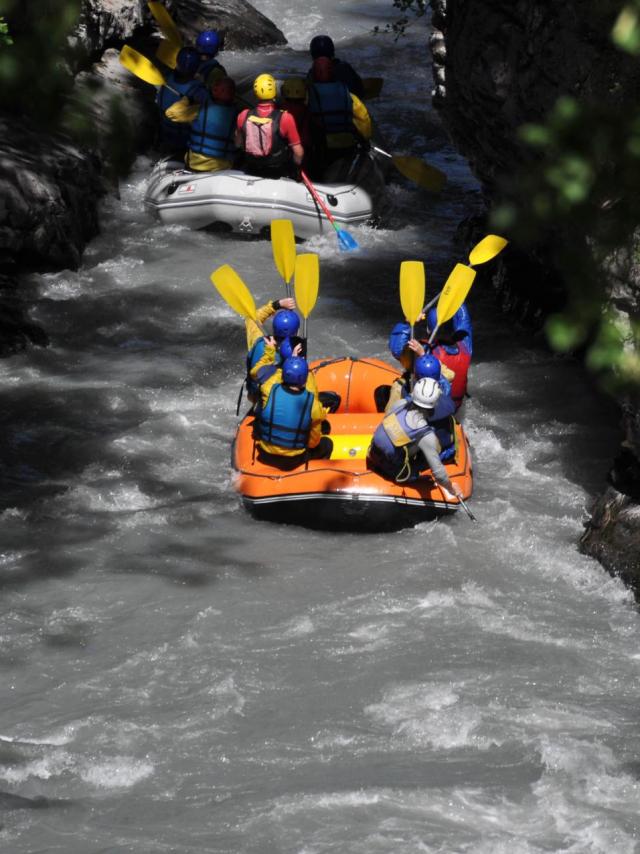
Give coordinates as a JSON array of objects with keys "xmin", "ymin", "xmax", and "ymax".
[
  {"xmin": 246, "ymin": 339, "xmax": 283, "ymax": 399},
  {"xmin": 189, "ymin": 97, "xmax": 237, "ymax": 160},
  {"xmin": 371, "ymin": 400, "xmax": 455, "ymax": 477},
  {"xmin": 256, "ymin": 384, "xmax": 314, "ymax": 451},
  {"xmin": 431, "ymin": 343, "xmax": 471, "ymax": 406},
  {"xmin": 240, "ymin": 108, "xmax": 290, "ymax": 172},
  {"xmin": 308, "ymin": 81, "xmax": 353, "ymax": 138},
  {"xmin": 157, "ymin": 75, "xmax": 205, "ymax": 148}
]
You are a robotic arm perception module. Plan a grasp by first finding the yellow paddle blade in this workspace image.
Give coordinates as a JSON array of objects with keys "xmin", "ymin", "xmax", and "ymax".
[
  {"xmin": 119, "ymin": 45, "xmax": 166, "ymax": 87},
  {"xmin": 210, "ymin": 265, "xmax": 257, "ymax": 321},
  {"xmin": 271, "ymin": 219, "xmax": 296, "ymax": 285},
  {"xmin": 393, "ymin": 156, "xmax": 447, "ymax": 193},
  {"xmin": 148, "ymin": 1, "xmax": 183, "ymax": 46},
  {"xmin": 400, "ymin": 261, "xmax": 426, "ymax": 326},
  {"xmin": 156, "ymin": 39, "xmax": 180, "ymax": 69},
  {"xmin": 362, "ymin": 77, "xmax": 384, "ymax": 99},
  {"xmin": 437, "ymin": 264, "xmax": 476, "ymax": 326},
  {"xmin": 468, "ymin": 234, "xmax": 508, "ymax": 266},
  {"xmin": 294, "ymin": 254, "xmax": 320, "ymax": 319}
]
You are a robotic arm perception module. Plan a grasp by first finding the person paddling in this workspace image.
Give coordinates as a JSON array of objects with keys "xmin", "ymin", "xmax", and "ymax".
[
  {"xmin": 251, "ymin": 348, "xmax": 332, "ymax": 468},
  {"xmin": 236, "ymin": 74, "xmax": 304, "ymax": 179},
  {"xmin": 165, "ymin": 76, "xmax": 238, "ymax": 172},
  {"xmin": 155, "ymin": 46, "xmax": 206, "ymax": 155},
  {"xmin": 307, "ymin": 34, "xmax": 365, "ymax": 99},
  {"xmin": 245, "ymin": 302, "xmax": 302, "ymax": 404},
  {"xmin": 307, "ymin": 57, "xmax": 372, "ymax": 178},
  {"xmin": 367, "ymin": 377, "xmax": 462, "ymax": 498}
]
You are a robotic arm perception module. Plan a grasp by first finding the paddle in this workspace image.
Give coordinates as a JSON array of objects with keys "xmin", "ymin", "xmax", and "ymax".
[
  {"xmin": 271, "ymin": 219, "xmax": 296, "ymax": 298},
  {"xmin": 148, "ymin": 1, "xmax": 183, "ymax": 46},
  {"xmin": 422, "ymin": 233, "xmax": 508, "ymax": 313},
  {"xmin": 210, "ymin": 265, "xmax": 265, "ymax": 332},
  {"xmin": 362, "ymin": 77, "xmax": 384, "ymax": 99},
  {"xmin": 119, "ymin": 45, "xmax": 180, "ymax": 94},
  {"xmin": 399, "ymin": 260, "xmax": 425, "ymax": 389},
  {"xmin": 457, "ymin": 496, "xmax": 477, "ymax": 521},
  {"xmin": 294, "ymin": 253, "xmax": 319, "ymax": 339},
  {"xmin": 156, "ymin": 39, "xmax": 180, "ymax": 69},
  {"xmin": 428, "ymin": 264, "xmax": 476, "ymax": 344},
  {"xmin": 468, "ymin": 234, "xmax": 508, "ymax": 266},
  {"xmin": 300, "ymin": 170, "xmax": 359, "ymax": 252},
  {"xmin": 372, "ymin": 146, "xmax": 446, "ymax": 193},
  {"xmin": 399, "ymin": 261, "xmax": 425, "ymax": 339}
]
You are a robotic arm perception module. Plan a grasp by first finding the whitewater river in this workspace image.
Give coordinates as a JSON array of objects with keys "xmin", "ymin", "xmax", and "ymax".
[{"xmin": 2, "ymin": 2, "xmax": 640, "ymax": 851}]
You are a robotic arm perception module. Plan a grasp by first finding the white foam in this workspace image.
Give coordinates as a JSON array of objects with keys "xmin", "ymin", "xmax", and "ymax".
[{"xmin": 80, "ymin": 756, "xmax": 154, "ymax": 789}]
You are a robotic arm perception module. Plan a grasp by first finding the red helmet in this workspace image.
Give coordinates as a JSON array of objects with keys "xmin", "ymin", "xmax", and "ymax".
[
  {"xmin": 211, "ymin": 76, "xmax": 236, "ymax": 104},
  {"xmin": 312, "ymin": 56, "xmax": 334, "ymax": 83}
]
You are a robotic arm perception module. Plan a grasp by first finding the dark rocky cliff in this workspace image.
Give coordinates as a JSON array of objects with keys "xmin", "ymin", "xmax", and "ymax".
[
  {"xmin": 0, "ymin": 0, "xmax": 284, "ymax": 351},
  {"xmin": 429, "ymin": 0, "xmax": 640, "ymax": 590}
]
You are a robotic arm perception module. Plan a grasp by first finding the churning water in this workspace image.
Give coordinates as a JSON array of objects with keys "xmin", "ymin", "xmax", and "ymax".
[{"xmin": 1, "ymin": 2, "xmax": 639, "ymax": 851}]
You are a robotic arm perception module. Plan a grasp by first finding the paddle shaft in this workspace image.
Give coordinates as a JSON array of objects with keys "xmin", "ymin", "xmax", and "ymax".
[
  {"xmin": 300, "ymin": 170, "xmax": 341, "ymax": 234},
  {"xmin": 458, "ymin": 496, "xmax": 477, "ymax": 521}
]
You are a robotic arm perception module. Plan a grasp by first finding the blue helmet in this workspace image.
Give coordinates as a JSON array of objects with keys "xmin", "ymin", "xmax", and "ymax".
[
  {"xmin": 273, "ymin": 309, "xmax": 300, "ymax": 338},
  {"xmin": 310, "ymin": 35, "xmax": 335, "ymax": 58},
  {"xmin": 279, "ymin": 336, "xmax": 293, "ymax": 360},
  {"xmin": 282, "ymin": 356, "xmax": 308, "ymax": 386},
  {"xmin": 388, "ymin": 321, "xmax": 411, "ymax": 359},
  {"xmin": 415, "ymin": 354, "xmax": 441, "ymax": 381},
  {"xmin": 196, "ymin": 30, "xmax": 220, "ymax": 56},
  {"xmin": 176, "ymin": 46, "xmax": 200, "ymax": 75}
]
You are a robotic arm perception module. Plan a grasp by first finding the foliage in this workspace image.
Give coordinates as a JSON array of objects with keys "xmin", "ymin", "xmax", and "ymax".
[
  {"xmin": 374, "ymin": 0, "xmax": 428, "ymax": 38},
  {"xmin": 0, "ymin": 15, "xmax": 12, "ymax": 46},
  {"xmin": 0, "ymin": 0, "xmax": 136, "ymax": 177}
]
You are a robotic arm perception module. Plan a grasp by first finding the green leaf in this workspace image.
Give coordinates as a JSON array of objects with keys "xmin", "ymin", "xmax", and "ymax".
[
  {"xmin": 546, "ymin": 314, "xmax": 587, "ymax": 352},
  {"xmin": 612, "ymin": 5, "xmax": 640, "ymax": 54}
]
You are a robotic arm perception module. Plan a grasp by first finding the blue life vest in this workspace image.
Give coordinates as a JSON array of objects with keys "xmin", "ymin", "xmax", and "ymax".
[
  {"xmin": 157, "ymin": 75, "xmax": 206, "ymax": 148},
  {"xmin": 256, "ymin": 384, "xmax": 314, "ymax": 450},
  {"xmin": 308, "ymin": 81, "xmax": 353, "ymax": 135},
  {"xmin": 189, "ymin": 98, "xmax": 237, "ymax": 159},
  {"xmin": 246, "ymin": 339, "xmax": 283, "ymax": 399}
]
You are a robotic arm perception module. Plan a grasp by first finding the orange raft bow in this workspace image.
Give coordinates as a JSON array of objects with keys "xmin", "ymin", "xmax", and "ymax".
[{"xmin": 232, "ymin": 357, "xmax": 473, "ymax": 530}]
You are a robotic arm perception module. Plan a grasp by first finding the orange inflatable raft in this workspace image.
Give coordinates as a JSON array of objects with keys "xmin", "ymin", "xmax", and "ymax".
[{"xmin": 232, "ymin": 357, "xmax": 473, "ymax": 529}]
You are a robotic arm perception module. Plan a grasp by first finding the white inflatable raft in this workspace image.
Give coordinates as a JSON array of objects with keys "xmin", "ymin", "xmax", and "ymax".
[{"xmin": 143, "ymin": 153, "xmax": 387, "ymax": 239}]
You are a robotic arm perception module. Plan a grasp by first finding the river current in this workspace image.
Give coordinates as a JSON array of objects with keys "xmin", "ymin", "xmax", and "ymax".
[{"xmin": 1, "ymin": 2, "xmax": 640, "ymax": 852}]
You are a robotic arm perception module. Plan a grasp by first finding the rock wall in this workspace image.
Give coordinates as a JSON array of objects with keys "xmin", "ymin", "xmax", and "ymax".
[
  {"xmin": 430, "ymin": 0, "xmax": 640, "ymax": 591},
  {"xmin": 0, "ymin": 0, "xmax": 284, "ymax": 351}
]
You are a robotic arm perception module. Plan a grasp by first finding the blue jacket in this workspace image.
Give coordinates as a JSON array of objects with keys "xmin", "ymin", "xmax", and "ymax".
[
  {"xmin": 189, "ymin": 98, "xmax": 237, "ymax": 159},
  {"xmin": 308, "ymin": 81, "xmax": 353, "ymax": 135},
  {"xmin": 157, "ymin": 74, "xmax": 206, "ymax": 148},
  {"xmin": 256, "ymin": 384, "xmax": 314, "ymax": 450},
  {"xmin": 198, "ymin": 57, "xmax": 226, "ymax": 82}
]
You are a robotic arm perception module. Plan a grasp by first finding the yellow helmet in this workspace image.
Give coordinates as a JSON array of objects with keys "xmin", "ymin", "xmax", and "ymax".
[
  {"xmin": 281, "ymin": 77, "xmax": 306, "ymax": 100},
  {"xmin": 253, "ymin": 73, "xmax": 277, "ymax": 101}
]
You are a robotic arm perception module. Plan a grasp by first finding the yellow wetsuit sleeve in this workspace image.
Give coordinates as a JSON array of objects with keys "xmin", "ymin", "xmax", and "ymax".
[
  {"xmin": 250, "ymin": 343, "xmax": 277, "ymax": 383},
  {"xmin": 246, "ymin": 303, "xmax": 278, "ymax": 351},
  {"xmin": 165, "ymin": 96, "xmax": 200, "ymax": 124},
  {"xmin": 441, "ymin": 363, "xmax": 455, "ymax": 382},
  {"xmin": 384, "ymin": 378, "xmax": 404, "ymax": 414},
  {"xmin": 307, "ymin": 395, "xmax": 326, "ymax": 449},
  {"xmin": 351, "ymin": 94, "xmax": 372, "ymax": 140}
]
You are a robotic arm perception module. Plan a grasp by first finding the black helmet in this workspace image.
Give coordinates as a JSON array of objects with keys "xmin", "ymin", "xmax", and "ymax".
[{"xmin": 310, "ymin": 35, "xmax": 335, "ymax": 59}]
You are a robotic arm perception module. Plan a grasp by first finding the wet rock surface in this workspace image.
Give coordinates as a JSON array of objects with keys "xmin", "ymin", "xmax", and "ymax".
[{"xmin": 432, "ymin": 0, "xmax": 640, "ymax": 590}]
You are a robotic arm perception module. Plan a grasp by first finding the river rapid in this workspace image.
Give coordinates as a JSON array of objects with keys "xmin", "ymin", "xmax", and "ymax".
[{"xmin": 1, "ymin": 2, "xmax": 640, "ymax": 852}]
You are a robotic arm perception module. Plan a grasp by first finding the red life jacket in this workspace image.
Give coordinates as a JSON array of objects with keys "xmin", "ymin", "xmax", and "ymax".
[{"xmin": 432, "ymin": 344, "xmax": 471, "ymax": 405}]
